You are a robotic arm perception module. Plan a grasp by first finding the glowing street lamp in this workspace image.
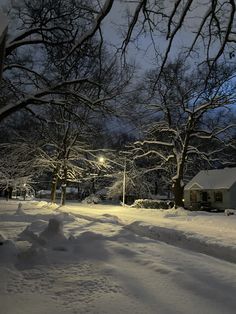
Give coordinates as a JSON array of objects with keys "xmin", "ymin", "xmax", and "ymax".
[
  {"xmin": 97, "ymin": 155, "xmax": 126, "ymax": 206},
  {"xmin": 98, "ymin": 156, "xmax": 105, "ymax": 164}
]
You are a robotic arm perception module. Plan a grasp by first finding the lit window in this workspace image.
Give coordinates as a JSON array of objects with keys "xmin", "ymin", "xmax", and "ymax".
[{"xmin": 214, "ymin": 192, "xmax": 223, "ymax": 202}]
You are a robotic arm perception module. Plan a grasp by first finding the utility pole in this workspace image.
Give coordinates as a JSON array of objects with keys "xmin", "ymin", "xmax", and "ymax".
[{"xmin": 122, "ymin": 158, "xmax": 126, "ymax": 206}]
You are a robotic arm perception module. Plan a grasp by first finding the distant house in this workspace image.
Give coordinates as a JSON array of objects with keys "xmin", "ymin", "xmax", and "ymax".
[{"xmin": 184, "ymin": 168, "xmax": 236, "ymax": 210}]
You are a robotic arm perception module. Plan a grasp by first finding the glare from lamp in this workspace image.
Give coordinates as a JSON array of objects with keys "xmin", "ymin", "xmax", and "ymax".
[{"xmin": 98, "ymin": 156, "xmax": 105, "ymax": 164}]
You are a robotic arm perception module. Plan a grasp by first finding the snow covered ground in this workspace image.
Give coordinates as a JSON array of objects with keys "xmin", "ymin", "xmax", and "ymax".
[{"xmin": 1, "ymin": 200, "xmax": 236, "ymax": 314}]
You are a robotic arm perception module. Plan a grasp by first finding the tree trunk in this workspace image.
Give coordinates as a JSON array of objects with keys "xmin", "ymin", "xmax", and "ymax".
[
  {"xmin": 50, "ymin": 177, "xmax": 58, "ymax": 203},
  {"xmin": 91, "ymin": 178, "xmax": 96, "ymax": 194},
  {"xmin": 172, "ymin": 178, "xmax": 184, "ymax": 207},
  {"xmin": 61, "ymin": 185, "xmax": 66, "ymax": 206},
  {"xmin": 154, "ymin": 181, "xmax": 158, "ymax": 195},
  {"xmin": 61, "ymin": 162, "xmax": 67, "ymax": 206}
]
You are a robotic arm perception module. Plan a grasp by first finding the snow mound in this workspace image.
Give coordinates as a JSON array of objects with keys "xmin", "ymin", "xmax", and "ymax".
[
  {"xmin": 162, "ymin": 207, "xmax": 190, "ymax": 218},
  {"xmin": 75, "ymin": 231, "xmax": 105, "ymax": 241},
  {"xmin": 99, "ymin": 214, "xmax": 123, "ymax": 225},
  {"xmin": 30, "ymin": 201, "xmax": 59, "ymax": 210},
  {"xmin": 0, "ymin": 233, "xmax": 6, "ymax": 243},
  {"xmin": 55, "ymin": 212, "xmax": 77, "ymax": 223},
  {"xmin": 39, "ymin": 218, "xmax": 67, "ymax": 249},
  {"xmin": 225, "ymin": 209, "xmax": 235, "ymax": 216},
  {"xmin": 18, "ymin": 220, "xmax": 48, "ymax": 243},
  {"xmin": 17, "ymin": 213, "xmax": 77, "ymax": 245},
  {"xmin": 0, "ymin": 237, "xmax": 18, "ymax": 263},
  {"xmin": 16, "ymin": 246, "xmax": 48, "ymax": 267},
  {"xmin": 15, "ymin": 202, "xmax": 26, "ymax": 215},
  {"xmin": 30, "ymin": 200, "xmax": 48, "ymax": 207},
  {"xmin": 44, "ymin": 202, "xmax": 60, "ymax": 210}
]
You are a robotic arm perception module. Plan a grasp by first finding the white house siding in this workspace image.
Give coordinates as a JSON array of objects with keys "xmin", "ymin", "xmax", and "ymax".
[
  {"xmin": 184, "ymin": 189, "xmax": 231, "ymax": 210},
  {"xmin": 210, "ymin": 189, "xmax": 229, "ymax": 210},
  {"xmin": 184, "ymin": 190, "xmax": 190, "ymax": 207},
  {"xmin": 184, "ymin": 189, "xmax": 201, "ymax": 209}
]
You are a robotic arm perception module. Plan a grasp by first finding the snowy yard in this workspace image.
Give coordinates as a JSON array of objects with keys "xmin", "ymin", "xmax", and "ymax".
[{"xmin": 1, "ymin": 200, "xmax": 236, "ymax": 314}]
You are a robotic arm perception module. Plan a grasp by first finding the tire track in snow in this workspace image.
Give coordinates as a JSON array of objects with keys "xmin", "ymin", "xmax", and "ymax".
[{"xmin": 60, "ymin": 209, "xmax": 236, "ymax": 264}]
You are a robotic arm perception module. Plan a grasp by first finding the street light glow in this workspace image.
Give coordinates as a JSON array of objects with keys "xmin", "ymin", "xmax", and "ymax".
[{"xmin": 98, "ymin": 156, "xmax": 105, "ymax": 164}]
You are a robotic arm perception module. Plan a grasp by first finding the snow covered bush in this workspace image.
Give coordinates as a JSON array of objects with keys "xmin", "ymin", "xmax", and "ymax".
[
  {"xmin": 225, "ymin": 209, "xmax": 235, "ymax": 216},
  {"xmin": 131, "ymin": 199, "xmax": 171, "ymax": 209},
  {"xmin": 82, "ymin": 194, "xmax": 101, "ymax": 204}
]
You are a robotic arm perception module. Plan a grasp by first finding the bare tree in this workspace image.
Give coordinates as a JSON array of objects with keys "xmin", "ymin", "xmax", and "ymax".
[
  {"xmin": 131, "ymin": 59, "xmax": 236, "ymax": 207},
  {"xmin": 121, "ymin": 0, "xmax": 236, "ymax": 76},
  {"xmin": 2, "ymin": 0, "xmax": 234, "ymax": 121},
  {"xmin": 0, "ymin": 0, "xmax": 119, "ymax": 121}
]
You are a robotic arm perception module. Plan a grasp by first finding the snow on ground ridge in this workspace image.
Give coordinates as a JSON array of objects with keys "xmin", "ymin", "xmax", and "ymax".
[
  {"xmin": 125, "ymin": 221, "xmax": 236, "ymax": 264},
  {"xmin": 52, "ymin": 206, "xmax": 236, "ymax": 264}
]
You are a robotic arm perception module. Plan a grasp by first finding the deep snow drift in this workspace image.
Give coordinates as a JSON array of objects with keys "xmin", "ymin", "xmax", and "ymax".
[{"xmin": 1, "ymin": 200, "xmax": 236, "ymax": 314}]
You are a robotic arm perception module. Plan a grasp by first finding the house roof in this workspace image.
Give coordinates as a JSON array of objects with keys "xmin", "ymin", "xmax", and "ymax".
[{"xmin": 184, "ymin": 167, "xmax": 236, "ymax": 190}]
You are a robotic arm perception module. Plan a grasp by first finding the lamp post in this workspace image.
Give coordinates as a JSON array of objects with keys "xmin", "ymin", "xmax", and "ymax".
[
  {"xmin": 97, "ymin": 155, "xmax": 126, "ymax": 206},
  {"xmin": 122, "ymin": 158, "xmax": 126, "ymax": 206}
]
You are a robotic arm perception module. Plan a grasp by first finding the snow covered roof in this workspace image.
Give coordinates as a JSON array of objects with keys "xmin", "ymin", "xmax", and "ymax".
[{"xmin": 184, "ymin": 167, "xmax": 236, "ymax": 190}]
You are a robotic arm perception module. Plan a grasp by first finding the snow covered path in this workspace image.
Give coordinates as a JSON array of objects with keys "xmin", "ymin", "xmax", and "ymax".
[
  {"xmin": 62, "ymin": 202, "xmax": 236, "ymax": 263},
  {"xmin": 1, "ymin": 200, "xmax": 236, "ymax": 314}
]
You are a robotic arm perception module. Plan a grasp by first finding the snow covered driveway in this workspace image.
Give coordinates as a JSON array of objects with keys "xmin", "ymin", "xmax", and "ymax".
[{"xmin": 0, "ymin": 200, "xmax": 236, "ymax": 314}]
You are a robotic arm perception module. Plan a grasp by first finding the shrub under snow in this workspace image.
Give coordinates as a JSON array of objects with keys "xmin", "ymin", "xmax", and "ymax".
[
  {"xmin": 82, "ymin": 194, "xmax": 101, "ymax": 204},
  {"xmin": 131, "ymin": 199, "xmax": 172, "ymax": 209}
]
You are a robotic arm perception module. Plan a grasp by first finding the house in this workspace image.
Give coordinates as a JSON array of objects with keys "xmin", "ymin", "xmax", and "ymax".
[{"xmin": 184, "ymin": 167, "xmax": 236, "ymax": 210}]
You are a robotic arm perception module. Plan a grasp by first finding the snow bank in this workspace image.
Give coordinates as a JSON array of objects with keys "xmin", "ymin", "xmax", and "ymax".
[
  {"xmin": 161, "ymin": 207, "xmax": 190, "ymax": 218},
  {"xmin": 30, "ymin": 200, "xmax": 49, "ymax": 207},
  {"xmin": 99, "ymin": 214, "xmax": 123, "ymax": 224},
  {"xmin": 18, "ymin": 220, "xmax": 48, "ymax": 243},
  {"xmin": 16, "ymin": 245, "xmax": 48, "ymax": 267},
  {"xmin": 126, "ymin": 221, "xmax": 236, "ymax": 263},
  {"xmin": 30, "ymin": 201, "xmax": 59, "ymax": 210},
  {"xmin": 55, "ymin": 212, "xmax": 77, "ymax": 223}
]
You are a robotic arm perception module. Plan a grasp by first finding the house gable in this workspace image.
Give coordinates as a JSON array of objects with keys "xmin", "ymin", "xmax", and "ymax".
[{"xmin": 188, "ymin": 183, "xmax": 203, "ymax": 190}]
